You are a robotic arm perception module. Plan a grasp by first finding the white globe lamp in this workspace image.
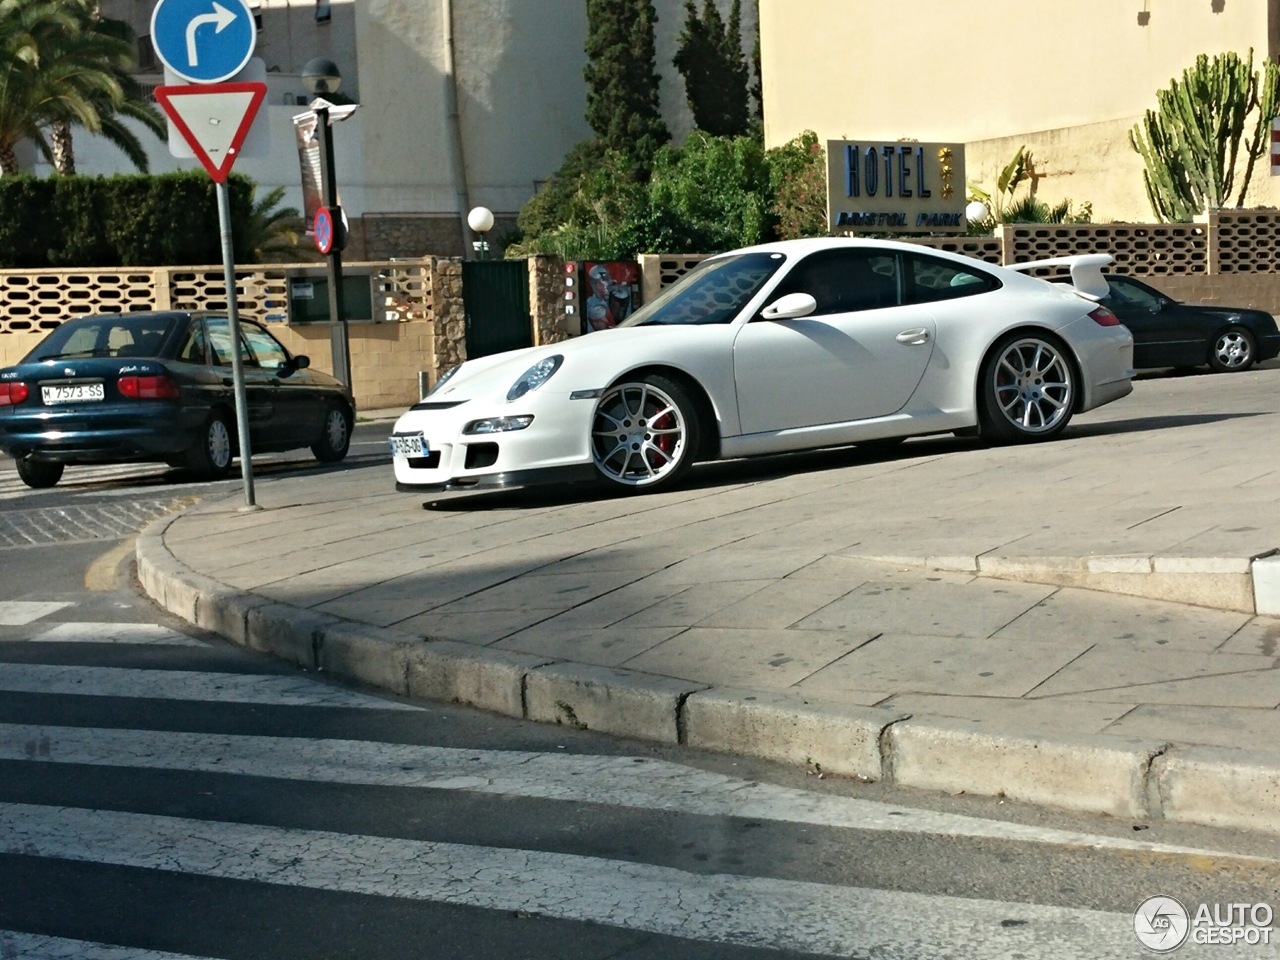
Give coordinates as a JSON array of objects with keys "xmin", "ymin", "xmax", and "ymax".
[
  {"xmin": 965, "ymin": 200, "xmax": 991, "ymax": 223},
  {"xmin": 468, "ymin": 206, "xmax": 495, "ymax": 234}
]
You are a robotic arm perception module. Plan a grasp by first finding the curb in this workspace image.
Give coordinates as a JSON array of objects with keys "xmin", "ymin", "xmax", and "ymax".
[
  {"xmin": 858, "ymin": 553, "xmax": 1267, "ymax": 613},
  {"xmin": 136, "ymin": 516, "xmax": 1280, "ymax": 835}
]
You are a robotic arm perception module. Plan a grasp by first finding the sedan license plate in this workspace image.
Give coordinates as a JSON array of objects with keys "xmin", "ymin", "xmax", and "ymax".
[
  {"xmin": 42, "ymin": 383, "xmax": 104, "ymax": 405},
  {"xmin": 390, "ymin": 433, "xmax": 427, "ymax": 458}
]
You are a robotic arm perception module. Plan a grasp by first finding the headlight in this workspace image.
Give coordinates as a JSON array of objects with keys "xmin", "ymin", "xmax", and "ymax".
[
  {"xmin": 507, "ymin": 355, "xmax": 563, "ymax": 402},
  {"xmin": 428, "ymin": 364, "xmax": 462, "ymax": 396},
  {"xmin": 464, "ymin": 416, "xmax": 534, "ymax": 434}
]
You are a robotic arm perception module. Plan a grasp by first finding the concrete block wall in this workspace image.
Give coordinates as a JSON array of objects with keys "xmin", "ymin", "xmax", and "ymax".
[{"xmin": 271, "ymin": 319, "xmax": 435, "ymax": 412}]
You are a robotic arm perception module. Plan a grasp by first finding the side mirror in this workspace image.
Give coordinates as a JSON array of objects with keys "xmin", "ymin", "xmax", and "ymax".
[
  {"xmin": 1154, "ymin": 298, "xmax": 1171, "ymax": 312},
  {"xmin": 294, "ymin": 355, "xmax": 311, "ymax": 369},
  {"xmin": 760, "ymin": 293, "xmax": 817, "ymax": 321}
]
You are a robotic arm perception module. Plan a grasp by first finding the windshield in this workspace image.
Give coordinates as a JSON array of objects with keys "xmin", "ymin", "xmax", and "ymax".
[
  {"xmin": 619, "ymin": 252, "xmax": 786, "ymax": 327},
  {"xmin": 27, "ymin": 314, "xmax": 177, "ymax": 362}
]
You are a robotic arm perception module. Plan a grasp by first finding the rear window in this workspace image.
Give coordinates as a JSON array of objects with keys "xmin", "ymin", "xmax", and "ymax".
[{"xmin": 26, "ymin": 315, "xmax": 177, "ymax": 362}]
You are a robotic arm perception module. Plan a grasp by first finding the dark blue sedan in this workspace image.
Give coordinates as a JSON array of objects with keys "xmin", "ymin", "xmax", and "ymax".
[{"xmin": 0, "ymin": 312, "xmax": 354, "ymax": 488}]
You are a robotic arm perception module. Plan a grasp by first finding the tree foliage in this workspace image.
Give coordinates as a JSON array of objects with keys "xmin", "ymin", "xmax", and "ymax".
[
  {"xmin": 0, "ymin": 171, "xmax": 255, "ymax": 267},
  {"xmin": 1130, "ymin": 49, "xmax": 1280, "ymax": 221},
  {"xmin": 767, "ymin": 130, "xmax": 826, "ymax": 240},
  {"xmin": 673, "ymin": 0, "xmax": 750, "ymax": 137},
  {"xmin": 510, "ymin": 130, "xmax": 834, "ymax": 260},
  {"xmin": 0, "ymin": 0, "xmax": 162, "ymax": 176},
  {"xmin": 584, "ymin": 0, "xmax": 669, "ymax": 171}
]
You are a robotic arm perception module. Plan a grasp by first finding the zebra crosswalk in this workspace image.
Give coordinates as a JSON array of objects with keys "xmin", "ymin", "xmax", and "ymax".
[{"xmin": 0, "ymin": 605, "xmax": 1275, "ymax": 960}]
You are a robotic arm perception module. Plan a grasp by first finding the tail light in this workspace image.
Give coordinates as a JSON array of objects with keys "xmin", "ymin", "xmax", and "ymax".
[
  {"xmin": 118, "ymin": 374, "xmax": 180, "ymax": 399},
  {"xmin": 0, "ymin": 382, "xmax": 28, "ymax": 406},
  {"xmin": 1089, "ymin": 306, "xmax": 1120, "ymax": 327}
]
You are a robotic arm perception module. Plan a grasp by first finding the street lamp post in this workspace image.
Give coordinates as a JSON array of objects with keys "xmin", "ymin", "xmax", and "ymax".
[{"xmin": 302, "ymin": 58, "xmax": 353, "ymax": 391}]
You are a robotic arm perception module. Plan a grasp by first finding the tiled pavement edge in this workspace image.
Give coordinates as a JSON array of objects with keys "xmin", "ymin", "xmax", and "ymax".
[{"xmin": 137, "ymin": 509, "xmax": 1280, "ymax": 836}]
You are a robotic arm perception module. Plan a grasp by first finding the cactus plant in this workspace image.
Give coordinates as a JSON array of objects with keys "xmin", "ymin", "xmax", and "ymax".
[{"xmin": 1130, "ymin": 50, "xmax": 1280, "ymax": 222}]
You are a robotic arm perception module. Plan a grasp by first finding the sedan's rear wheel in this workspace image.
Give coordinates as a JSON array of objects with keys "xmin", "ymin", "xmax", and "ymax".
[
  {"xmin": 591, "ymin": 375, "xmax": 699, "ymax": 492},
  {"xmin": 16, "ymin": 457, "xmax": 63, "ymax": 489},
  {"xmin": 1209, "ymin": 327, "xmax": 1255, "ymax": 373},
  {"xmin": 186, "ymin": 412, "xmax": 234, "ymax": 480},
  {"xmin": 979, "ymin": 333, "xmax": 1075, "ymax": 443}
]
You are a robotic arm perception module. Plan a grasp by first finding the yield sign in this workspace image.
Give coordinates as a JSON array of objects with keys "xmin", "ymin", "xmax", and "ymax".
[{"xmin": 154, "ymin": 82, "xmax": 266, "ymax": 182}]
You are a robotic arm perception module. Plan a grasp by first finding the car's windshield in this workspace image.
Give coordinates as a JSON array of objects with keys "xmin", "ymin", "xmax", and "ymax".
[
  {"xmin": 28, "ymin": 314, "xmax": 177, "ymax": 362},
  {"xmin": 619, "ymin": 252, "xmax": 786, "ymax": 328}
]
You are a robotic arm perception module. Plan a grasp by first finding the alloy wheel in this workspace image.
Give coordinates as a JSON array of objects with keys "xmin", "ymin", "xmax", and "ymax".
[
  {"xmin": 1214, "ymin": 331, "xmax": 1253, "ymax": 370},
  {"xmin": 992, "ymin": 339, "xmax": 1073, "ymax": 435},
  {"xmin": 592, "ymin": 382, "xmax": 687, "ymax": 487}
]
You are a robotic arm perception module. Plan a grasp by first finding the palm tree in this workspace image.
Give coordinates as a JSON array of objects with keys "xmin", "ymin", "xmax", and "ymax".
[
  {"xmin": 48, "ymin": 1, "xmax": 165, "ymax": 175},
  {"xmin": 241, "ymin": 185, "xmax": 304, "ymax": 263},
  {"xmin": 0, "ymin": 0, "xmax": 161, "ymax": 176},
  {"xmin": 0, "ymin": 0, "xmax": 79, "ymax": 173}
]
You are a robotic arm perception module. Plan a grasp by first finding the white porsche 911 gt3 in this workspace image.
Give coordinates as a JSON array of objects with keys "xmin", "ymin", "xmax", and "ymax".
[{"xmin": 390, "ymin": 238, "xmax": 1134, "ymax": 495}]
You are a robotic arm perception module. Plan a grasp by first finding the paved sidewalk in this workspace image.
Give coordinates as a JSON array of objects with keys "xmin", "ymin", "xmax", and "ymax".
[{"xmin": 144, "ymin": 367, "xmax": 1280, "ymax": 830}]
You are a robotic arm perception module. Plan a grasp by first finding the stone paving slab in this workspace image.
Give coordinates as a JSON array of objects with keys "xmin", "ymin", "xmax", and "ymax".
[{"xmin": 145, "ymin": 368, "xmax": 1280, "ymax": 827}]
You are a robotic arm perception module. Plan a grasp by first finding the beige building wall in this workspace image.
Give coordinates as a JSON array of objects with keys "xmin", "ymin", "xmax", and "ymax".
[{"xmin": 761, "ymin": 0, "xmax": 1280, "ymax": 222}]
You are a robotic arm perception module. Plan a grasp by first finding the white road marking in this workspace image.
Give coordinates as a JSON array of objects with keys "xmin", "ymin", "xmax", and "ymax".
[
  {"xmin": 25, "ymin": 623, "xmax": 206, "ymax": 647},
  {"xmin": 0, "ymin": 724, "xmax": 1257, "ymax": 863},
  {"xmin": 0, "ymin": 803, "xmax": 1161, "ymax": 960},
  {"xmin": 0, "ymin": 665, "xmax": 419, "ymax": 710},
  {"xmin": 0, "ymin": 602, "xmax": 73, "ymax": 626},
  {"xmin": 0, "ymin": 931, "xmax": 217, "ymax": 960}
]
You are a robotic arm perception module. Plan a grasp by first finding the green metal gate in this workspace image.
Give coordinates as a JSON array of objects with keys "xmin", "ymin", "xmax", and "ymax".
[{"xmin": 462, "ymin": 260, "xmax": 532, "ymax": 360}]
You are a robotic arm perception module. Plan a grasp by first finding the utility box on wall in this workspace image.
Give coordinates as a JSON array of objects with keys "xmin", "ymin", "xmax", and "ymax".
[{"xmin": 287, "ymin": 270, "xmax": 376, "ymax": 324}]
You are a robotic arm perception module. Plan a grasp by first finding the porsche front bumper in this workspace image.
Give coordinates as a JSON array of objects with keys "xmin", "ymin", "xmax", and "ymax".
[{"xmin": 390, "ymin": 390, "xmax": 599, "ymax": 492}]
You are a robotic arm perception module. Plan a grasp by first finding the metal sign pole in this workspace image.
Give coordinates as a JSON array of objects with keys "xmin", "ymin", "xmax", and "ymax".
[{"xmin": 216, "ymin": 180, "xmax": 256, "ymax": 508}]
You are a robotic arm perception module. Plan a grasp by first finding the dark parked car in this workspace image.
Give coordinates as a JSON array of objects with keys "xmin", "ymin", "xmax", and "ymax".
[
  {"xmin": 0, "ymin": 312, "xmax": 354, "ymax": 489},
  {"xmin": 1058, "ymin": 274, "xmax": 1280, "ymax": 372}
]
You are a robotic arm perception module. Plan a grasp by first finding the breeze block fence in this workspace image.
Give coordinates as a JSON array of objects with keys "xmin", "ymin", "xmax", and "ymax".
[{"xmin": 3, "ymin": 212, "xmax": 1280, "ymax": 411}]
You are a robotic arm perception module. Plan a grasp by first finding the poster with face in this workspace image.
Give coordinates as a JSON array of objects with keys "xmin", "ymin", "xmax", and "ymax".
[{"xmin": 580, "ymin": 262, "xmax": 641, "ymax": 333}]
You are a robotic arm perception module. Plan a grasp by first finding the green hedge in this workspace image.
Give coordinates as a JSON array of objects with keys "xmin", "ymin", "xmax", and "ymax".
[{"xmin": 0, "ymin": 172, "xmax": 254, "ymax": 269}]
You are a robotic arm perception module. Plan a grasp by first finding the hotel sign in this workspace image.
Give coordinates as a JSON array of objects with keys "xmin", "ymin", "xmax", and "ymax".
[{"xmin": 826, "ymin": 140, "xmax": 967, "ymax": 233}]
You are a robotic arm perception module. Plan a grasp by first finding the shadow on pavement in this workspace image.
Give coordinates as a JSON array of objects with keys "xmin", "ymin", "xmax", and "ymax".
[{"xmin": 1066, "ymin": 411, "xmax": 1266, "ymax": 439}]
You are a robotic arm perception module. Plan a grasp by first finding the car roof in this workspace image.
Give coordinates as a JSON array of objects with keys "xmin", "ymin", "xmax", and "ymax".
[{"xmin": 61, "ymin": 311, "xmax": 191, "ymax": 324}]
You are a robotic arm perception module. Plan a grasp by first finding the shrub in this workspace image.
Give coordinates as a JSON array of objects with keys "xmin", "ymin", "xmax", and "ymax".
[{"xmin": 0, "ymin": 171, "xmax": 255, "ymax": 268}]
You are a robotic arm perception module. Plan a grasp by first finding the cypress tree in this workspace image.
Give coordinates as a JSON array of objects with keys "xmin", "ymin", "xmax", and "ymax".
[
  {"xmin": 674, "ymin": 0, "xmax": 750, "ymax": 137},
  {"xmin": 584, "ymin": 0, "xmax": 670, "ymax": 171},
  {"xmin": 750, "ymin": 0, "xmax": 763, "ymax": 123}
]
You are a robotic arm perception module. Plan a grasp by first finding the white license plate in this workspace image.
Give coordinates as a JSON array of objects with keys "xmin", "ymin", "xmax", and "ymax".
[
  {"xmin": 390, "ymin": 433, "xmax": 427, "ymax": 457},
  {"xmin": 42, "ymin": 383, "xmax": 104, "ymax": 404}
]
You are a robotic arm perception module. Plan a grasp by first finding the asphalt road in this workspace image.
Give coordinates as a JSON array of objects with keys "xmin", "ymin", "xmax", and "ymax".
[{"xmin": 0, "ymin": 409, "xmax": 1278, "ymax": 958}]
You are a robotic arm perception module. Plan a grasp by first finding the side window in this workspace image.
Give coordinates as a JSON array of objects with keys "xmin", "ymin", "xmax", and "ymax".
[
  {"xmin": 177, "ymin": 322, "xmax": 208, "ymax": 364},
  {"xmin": 773, "ymin": 250, "xmax": 902, "ymax": 316},
  {"xmin": 1106, "ymin": 278, "xmax": 1162, "ymax": 312},
  {"xmin": 205, "ymin": 319, "xmax": 240, "ymax": 367},
  {"xmin": 241, "ymin": 324, "xmax": 289, "ymax": 368},
  {"xmin": 906, "ymin": 254, "xmax": 1000, "ymax": 304}
]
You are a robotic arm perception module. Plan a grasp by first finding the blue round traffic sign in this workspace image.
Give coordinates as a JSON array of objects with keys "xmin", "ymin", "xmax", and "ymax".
[{"xmin": 150, "ymin": 0, "xmax": 256, "ymax": 84}]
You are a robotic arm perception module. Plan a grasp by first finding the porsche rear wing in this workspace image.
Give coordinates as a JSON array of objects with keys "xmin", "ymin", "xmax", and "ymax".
[{"xmin": 1007, "ymin": 254, "xmax": 1113, "ymax": 301}]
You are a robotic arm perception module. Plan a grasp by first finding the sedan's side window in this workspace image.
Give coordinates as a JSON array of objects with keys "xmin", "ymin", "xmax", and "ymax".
[
  {"xmin": 1106, "ymin": 278, "xmax": 1162, "ymax": 312},
  {"xmin": 177, "ymin": 322, "xmax": 208, "ymax": 364},
  {"xmin": 241, "ymin": 324, "xmax": 289, "ymax": 368},
  {"xmin": 773, "ymin": 250, "xmax": 902, "ymax": 316},
  {"xmin": 906, "ymin": 254, "xmax": 1000, "ymax": 304},
  {"xmin": 204, "ymin": 318, "xmax": 250, "ymax": 367}
]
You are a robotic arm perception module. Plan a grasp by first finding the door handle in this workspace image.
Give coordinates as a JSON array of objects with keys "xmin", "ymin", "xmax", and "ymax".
[{"xmin": 896, "ymin": 328, "xmax": 931, "ymax": 345}]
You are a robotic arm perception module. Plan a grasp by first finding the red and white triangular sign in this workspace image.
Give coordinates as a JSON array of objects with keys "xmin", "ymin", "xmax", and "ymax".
[{"xmin": 154, "ymin": 82, "xmax": 266, "ymax": 183}]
